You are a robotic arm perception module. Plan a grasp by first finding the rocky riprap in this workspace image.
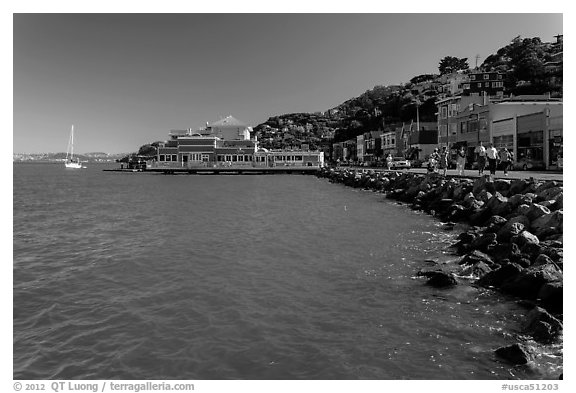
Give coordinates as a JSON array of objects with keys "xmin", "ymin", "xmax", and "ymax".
[{"xmin": 317, "ymin": 168, "xmax": 563, "ymax": 370}]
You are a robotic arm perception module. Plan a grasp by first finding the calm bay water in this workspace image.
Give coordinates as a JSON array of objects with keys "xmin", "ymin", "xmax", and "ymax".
[{"xmin": 13, "ymin": 163, "xmax": 562, "ymax": 380}]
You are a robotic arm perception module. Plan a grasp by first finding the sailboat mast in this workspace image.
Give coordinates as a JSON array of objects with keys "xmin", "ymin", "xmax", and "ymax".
[{"xmin": 71, "ymin": 125, "xmax": 74, "ymax": 160}]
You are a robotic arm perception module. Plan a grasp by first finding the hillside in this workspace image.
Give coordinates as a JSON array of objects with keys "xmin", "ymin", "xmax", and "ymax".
[{"xmin": 253, "ymin": 35, "xmax": 562, "ymax": 149}]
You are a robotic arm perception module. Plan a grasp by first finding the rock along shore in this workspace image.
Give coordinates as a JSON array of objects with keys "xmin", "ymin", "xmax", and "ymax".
[{"xmin": 317, "ymin": 167, "xmax": 563, "ymax": 370}]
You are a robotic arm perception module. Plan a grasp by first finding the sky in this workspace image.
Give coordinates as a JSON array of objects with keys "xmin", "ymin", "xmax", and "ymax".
[{"xmin": 13, "ymin": 12, "xmax": 563, "ymax": 154}]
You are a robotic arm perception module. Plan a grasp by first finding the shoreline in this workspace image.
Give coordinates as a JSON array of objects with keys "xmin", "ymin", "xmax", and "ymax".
[{"xmin": 317, "ymin": 167, "xmax": 563, "ymax": 377}]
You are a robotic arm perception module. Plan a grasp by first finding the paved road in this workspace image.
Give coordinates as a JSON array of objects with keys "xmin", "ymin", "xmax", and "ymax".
[{"xmin": 339, "ymin": 166, "xmax": 564, "ymax": 182}]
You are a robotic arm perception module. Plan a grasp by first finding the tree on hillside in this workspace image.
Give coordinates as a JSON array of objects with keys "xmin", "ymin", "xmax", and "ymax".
[
  {"xmin": 410, "ymin": 74, "xmax": 438, "ymax": 84},
  {"xmin": 438, "ymin": 56, "xmax": 469, "ymax": 75}
]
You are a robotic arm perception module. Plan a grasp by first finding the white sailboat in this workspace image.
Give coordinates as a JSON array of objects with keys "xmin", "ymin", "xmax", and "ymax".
[{"xmin": 64, "ymin": 125, "xmax": 85, "ymax": 169}]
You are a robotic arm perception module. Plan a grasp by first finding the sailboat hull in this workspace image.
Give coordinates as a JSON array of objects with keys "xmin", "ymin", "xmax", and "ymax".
[{"xmin": 65, "ymin": 162, "xmax": 83, "ymax": 169}]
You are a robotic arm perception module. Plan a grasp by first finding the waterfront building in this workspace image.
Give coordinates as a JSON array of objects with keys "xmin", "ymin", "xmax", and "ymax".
[
  {"xmin": 451, "ymin": 96, "xmax": 563, "ymax": 170},
  {"xmin": 154, "ymin": 116, "xmax": 324, "ymax": 169},
  {"xmin": 488, "ymin": 97, "xmax": 562, "ymax": 170}
]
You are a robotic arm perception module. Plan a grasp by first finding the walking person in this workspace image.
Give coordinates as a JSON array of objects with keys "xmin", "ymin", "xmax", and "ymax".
[
  {"xmin": 475, "ymin": 142, "xmax": 486, "ymax": 176},
  {"xmin": 456, "ymin": 146, "xmax": 466, "ymax": 176},
  {"xmin": 486, "ymin": 142, "xmax": 499, "ymax": 181},
  {"xmin": 428, "ymin": 148, "xmax": 440, "ymax": 173},
  {"xmin": 500, "ymin": 148, "xmax": 512, "ymax": 176},
  {"xmin": 439, "ymin": 146, "xmax": 449, "ymax": 176},
  {"xmin": 386, "ymin": 153, "xmax": 393, "ymax": 170}
]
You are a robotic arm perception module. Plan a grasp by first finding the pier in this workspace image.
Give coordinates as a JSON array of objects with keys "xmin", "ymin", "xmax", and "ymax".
[{"xmin": 103, "ymin": 166, "xmax": 321, "ymax": 175}]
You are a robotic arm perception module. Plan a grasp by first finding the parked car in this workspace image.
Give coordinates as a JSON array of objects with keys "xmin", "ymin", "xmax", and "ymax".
[
  {"xmin": 512, "ymin": 158, "xmax": 546, "ymax": 171},
  {"xmin": 390, "ymin": 157, "xmax": 411, "ymax": 169}
]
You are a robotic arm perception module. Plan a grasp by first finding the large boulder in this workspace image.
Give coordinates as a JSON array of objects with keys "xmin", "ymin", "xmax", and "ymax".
[
  {"xmin": 538, "ymin": 282, "xmax": 563, "ymax": 313},
  {"xmin": 459, "ymin": 250, "xmax": 496, "ymax": 267},
  {"xmin": 477, "ymin": 189, "xmax": 493, "ymax": 204},
  {"xmin": 501, "ymin": 263, "xmax": 563, "ymax": 299},
  {"xmin": 485, "ymin": 192, "xmax": 509, "ymax": 213},
  {"xmin": 477, "ymin": 263, "xmax": 523, "ymax": 288},
  {"xmin": 507, "ymin": 193, "xmax": 533, "ymax": 210},
  {"xmin": 469, "ymin": 207, "xmax": 493, "ymax": 226},
  {"xmin": 537, "ymin": 186, "xmax": 563, "ymax": 202},
  {"xmin": 509, "ymin": 179, "xmax": 530, "ymax": 195},
  {"xmin": 460, "ymin": 261, "xmax": 492, "ymax": 278},
  {"xmin": 473, "ymin": 176, "xmax": 490, "ymax": 196},
  {"xmin": 511, "ymin": 231, "xmax": 540, "ymax": 249},
  {"xmin": 488, "ymin": 242, "xmax": 521, "ymax": 262},
  {"xmin": 526, "ymin": 203, "xmax": 551, "ymax": 221},
  {"xmin": 493, "ymin": 179, "xmax": 512, "ymax": 196},
  {"xmin": 425, "ymin": 271, "xmax": 458, "ymax": 287},
  {"xmin": 495, "ymin": 343, "xmax": 534, "ymax": 365},
  {"xmin": 531, "ymin": 210, "xmax": 563, "ymax": 237},
  {"xmin": 470, "ymin": 232, "xmax": 498, "ymax": 252},
  {"xmin": 496, "ymin": 222, "xmax": 526, "ymax": 243},
  {"xmin": 523, "ymin": 306, "xmax": 563, "ymax": 343}
]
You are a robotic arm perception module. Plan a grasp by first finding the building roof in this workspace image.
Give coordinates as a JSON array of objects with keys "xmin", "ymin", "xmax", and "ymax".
[{"xmin": 209, "ymin": 115, "xmax": 248, "ymax": 128}]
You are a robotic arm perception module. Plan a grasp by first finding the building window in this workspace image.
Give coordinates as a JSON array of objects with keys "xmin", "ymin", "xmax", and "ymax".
[
  {"xmin": 470, "ymin": 75, "xmax": 476, "ymax": 81},
  {"xmin": 497, "ymin": 74, "xmax": 503, "ymax": 80},
  {"xmin": 483, "ymin": 74, "xmax": 489, "ymax": 80},
  {"xmin": 463, "ymin": 83, "xmax": 470, "ymax": 90},
  {"xmin": 441, "ymin": 107, "xmax": 448, "ymax": 119},
  {"xmin": 477, "ymin": 83, "xmax": 482, "ymax": 88},
  {"xmin": 159, "ymin": 155, "xmax": 165, "ymax": 161},
  {"xmin": 172, "ymin": 155, "xmax": 178, "ymax": 161},
  {"xmin": 485, "ymin": 82, "xmax": 490, "ymax": 87},
  {"xmin": 225, "ymin": 155, "xmax": 232, "ymax": 161}
]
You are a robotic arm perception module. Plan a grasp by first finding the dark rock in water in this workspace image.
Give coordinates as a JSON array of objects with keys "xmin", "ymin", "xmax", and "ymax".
[
  {"xmin": 523, "ymin": 306, "xmax": 563, "ymax": 343},
  {"xmin": 447, "ymin": 204, "xmax": 470, "ymax": 221},
  {"xmin": 495, "ymin": 343, "xmax": 534, "ymax": 365},
  {"xmin": 469, "ymin": 207, "xmax": 492, "ymax": 226},
  {"xmin": 426, "ymin": 271, "xmax": 457, "ymax": 287},
  {"xmin": 459, "ymin": 250, "xmax": 495, "ymax": 267},
  {"xmin": 470, "ymin": 232, "xmax": 498, "ymax": 252},
  {"xmin": 537, "ymin": 282, "xmax": 563, "ymax": 313},
  {"xmin": 501, "ymin": 263, "xmax": 563, "ymax": 299},
  {"xmin": 477, "ymin": 263, "xmax": 523, "ymax": 288},
  {"xmin": 460, "ymin": 261, "xmax": 492, "ymax": 278},
  {"xmin": 488, "ymin": 242, "xmax": 521, "ymax": 262}
]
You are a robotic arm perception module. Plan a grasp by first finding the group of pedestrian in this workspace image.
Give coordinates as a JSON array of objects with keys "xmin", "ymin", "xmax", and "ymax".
[
  {"xmin": 426, "ymin": 142, "xmax": 513, "ymax": 180},
  {"xmin": 474, "ymin": 141, "xmax": 513, "ymax": 180},
  {"xmin": 427, "ymin": 146, "xmax": 449, "ymax": 176}
]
